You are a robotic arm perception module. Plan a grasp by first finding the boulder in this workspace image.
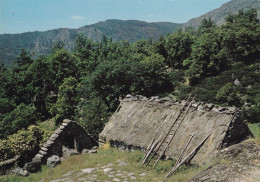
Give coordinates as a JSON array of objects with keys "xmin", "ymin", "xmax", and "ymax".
[
  {"xmin": 62, "ymin": 146, "xmax": 79, "ymax": 157},
  {"xmin": 12, "ymin": 167, "xmax": 29, "ymax": 176},
  {"xmin": 81, "ymin": 149, "xmax": 90, "ymax": 154},
  {"xmin": 47, "ymin": 155, "xmax": 60, "ymax": 168},
  {"xmin": 88, "ymin": 150, "xmax": 97, "ymax": 154}
]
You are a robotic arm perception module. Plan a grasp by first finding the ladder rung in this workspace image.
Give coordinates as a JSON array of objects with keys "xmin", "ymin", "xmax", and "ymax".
[{"xmin": 146, "ymin": 94, "xmax": 196, "ymax": 168}]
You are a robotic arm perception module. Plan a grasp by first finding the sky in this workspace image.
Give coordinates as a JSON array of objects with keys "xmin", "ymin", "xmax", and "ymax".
[{"xmin": 0, "ymin": 0, "xmax": 230, "ymax": 34}]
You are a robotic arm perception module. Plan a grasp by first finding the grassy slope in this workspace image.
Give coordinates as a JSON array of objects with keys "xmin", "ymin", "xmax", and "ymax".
[
  {"xmin": 248, "ymin": 123, "xmax": 260, "ymax": 139},
  {"xmin": 0, "ymin": 146, "xmax": 215, "ymax": 182},
  {"xmin": 1, "ymin": 106, "xmax": 259, "ymax": 181}
]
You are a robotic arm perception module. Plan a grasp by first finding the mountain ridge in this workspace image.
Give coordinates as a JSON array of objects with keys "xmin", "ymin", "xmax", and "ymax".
[
  {"xmin": 1, "ymin": 0, "xmax": 259, "ymax": 65},
  {"xmin": 182, "ymin": 0, "xmax": 260, "ymax": 28},
  {"xmin": 0, "ymin": 19, "xmax": 181, "ymax": 65}
]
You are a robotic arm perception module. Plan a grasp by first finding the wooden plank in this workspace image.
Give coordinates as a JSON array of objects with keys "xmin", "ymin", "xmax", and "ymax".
[
  {"xmin": 141, "ymin": 137, "xmax": 155, "ymax": 162},
  {"xmin": 175, "ymin": 133, "xmax": 194, "ymax": 165},
  {"xmin": 153, "ymin": 96, "xmax": 196, "ymax": 169},
  {"xmin": 166, "ymin": 131, "xmax": 212, "ymax": 178},
  {"xmin": 142, "ymin": 135, "xmax": 161, "ymax": 164}
]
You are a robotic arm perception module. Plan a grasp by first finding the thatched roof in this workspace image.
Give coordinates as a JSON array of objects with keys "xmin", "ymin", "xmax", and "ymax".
[{"xmin": 99, "ymin": 95, "xmax": 252, "ymax": 165}]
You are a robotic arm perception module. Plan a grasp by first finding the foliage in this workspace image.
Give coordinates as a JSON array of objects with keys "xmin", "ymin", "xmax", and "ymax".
[
  {"xmin": 243, "ymin": 97, "xmax": 260, "ymax": 123},
  {"xmin": 222, "ymin": 9, "xmax": 260, "ymax": 64},
  {"xmin": 0, "ymin": 104, "xmax": 37, "ymax": 139},
  {"xmin": 0, "ymin": 125, "xmax": 47, "ymax": 162},
  {"xmin": 0, "ymin": 9, "xmax": 260, "ymax": 159},
  {"xmin": 50, "ymin": 77, "xmax": 80, "ymax": 124},
  {"xmin": 216, "ymin": 83, "xmax": 241, "ymax": 107},
  {"xmin": 77, "ymin": 96, "xmax": 110, "ymax": 139}
]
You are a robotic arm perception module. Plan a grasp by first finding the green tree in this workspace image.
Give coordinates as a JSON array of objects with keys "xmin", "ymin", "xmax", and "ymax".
[
  {"xmin": 216, "ymin": 83, "xmax": 241, "ymax": 106},
  {"xmin": 78, "ymin": 96, "xmax": 109, "ymax": 139},
  {"xmin": 50, "ymin": 77, "xmax": 80, "ymax": 124},
  {"xmin": 183, "ymin": 29, "xmax": 227, "ymax": 85},
  {"xmin": 221, "ymin": 9, "xmax": 260, "ymax": 64},
  {"xmin": 73, "ymin": 35, "xmax": 98, "ymax": 76},
  {"xmin": 164, "ymin": 30, "xmax": 194, "ymax": 69},
  {"xmin": 198, "ymin": 17, "xmax": 216, "ymax": 34},
  {"xmin": 14, "ymin": 48, "xmax": 33, "ymax": 67},
  {"xmin": 48, "ymin": 48, "xmax": 78, "ymax": 94}
]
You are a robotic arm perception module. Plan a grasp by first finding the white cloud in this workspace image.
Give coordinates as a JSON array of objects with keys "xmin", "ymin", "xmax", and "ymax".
[{"xmin": 71, "ymin": 16, "xmax": 84, "ymax": 20}]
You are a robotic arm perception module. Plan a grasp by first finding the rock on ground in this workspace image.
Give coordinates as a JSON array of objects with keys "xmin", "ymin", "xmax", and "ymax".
[
  {"xmin": 47, "ymin": 155, "xmax": 61, "ymax": 168},
  {"xmin": 190, "ymin": 140, "xmax": 260, "ymax": 182}
]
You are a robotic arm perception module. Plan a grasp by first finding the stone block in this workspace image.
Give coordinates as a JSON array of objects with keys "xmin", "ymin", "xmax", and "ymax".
[
  {"xmin": 198, "ymin": 105, "xmax": 205, "ymax": 112},
  {"xmin": 47, "ymin": 155, "xmax": 60, "ymax": 168},
  {"xmin": 43, "ymin": 143, "xmax": 51, "ymax": 148},
  {"xmin": 41, "ymin": 147, "xmax": 48, "ymax": 151},
  {"xmin": 82, "ymin": 149, "xmax": 90, "ymax": 154},
  {"xmin": 62, "ymin": 123, "xmax": 68, "ymax": 127},
  {"xmin": 35, "ymin": 154, "xmax": 43, "ymax": 159},
  {"xmin": 46, "ymin": 140, "xmax": 54, "ymax": 145},
  {"xmin": 89, "ymin": 150, "xmax": 97, "ymax": 154},
  {"xmin": 125, "ymin": 94, "xmax": 133, "ymax": 98},
  {"xmin": 32, "ymin": 157, "xmax": 41, "ymax": 163},
  {"xmin": 55, "ymin": 128, "xmax": 63, "ymax": 134},
  {"xmin": 92, "ymin": 146, "xmax": 98, "ymax": 150},
  {"xmin": 63, "ymin": 119, "xmax": 72, "ymax": 123},
  {"xmin": 12, "ymin": 167, "xmax": 29, "ymax": 176},
  {"xmin": 39, "ymin": 150, "xmax": 47, "ymax": 156}
]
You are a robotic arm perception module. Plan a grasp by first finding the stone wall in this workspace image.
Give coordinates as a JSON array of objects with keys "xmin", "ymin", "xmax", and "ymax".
[
  {"xmin": 24, "ymin": 119, "xmax": 98, "ymax": 173},
  {"xmin": 99, "ymin": 95, "xmax": 252, "ymax": 165}
]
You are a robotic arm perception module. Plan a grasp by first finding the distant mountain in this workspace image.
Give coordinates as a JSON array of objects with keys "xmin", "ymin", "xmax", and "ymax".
[
  {"xmin": 0, "ymin": 20, "xmax": 181, "ymax": 65},
  {"xmin": 182, "ymin": 0, "xmax": 260, "ymax": 29}
]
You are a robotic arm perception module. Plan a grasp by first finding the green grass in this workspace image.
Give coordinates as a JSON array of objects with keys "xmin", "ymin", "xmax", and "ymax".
[
  {"xmin": 0, "ymin": 147, "xmax": 215, "ymax": 182},
  {"xmin": 248, "ymin": 123, "xmax": 260, "ymax": 139}
]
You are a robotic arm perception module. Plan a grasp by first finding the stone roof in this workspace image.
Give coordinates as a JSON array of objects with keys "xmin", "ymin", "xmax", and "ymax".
[{"xmin": 99, "ymin": 95, "xmax": 252, "ymax": 165}]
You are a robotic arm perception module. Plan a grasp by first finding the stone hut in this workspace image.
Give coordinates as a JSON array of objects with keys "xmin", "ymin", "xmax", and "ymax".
[
  {"xmin": 99, "ymin": 95, "xmax": 252, "ymax": 165},
  {"xmin": 24, "ymin": 119, "xmax": 98, "ymax": 173}
]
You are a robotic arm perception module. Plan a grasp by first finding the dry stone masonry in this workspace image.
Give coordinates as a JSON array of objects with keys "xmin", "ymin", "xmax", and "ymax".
[
  {"xmin": 99, "ymin": 95, "xmax": 252, "ymax": 165},
  {"xmin": 24, "ymin": 119, "xmax": 98, "ymax": 173}
]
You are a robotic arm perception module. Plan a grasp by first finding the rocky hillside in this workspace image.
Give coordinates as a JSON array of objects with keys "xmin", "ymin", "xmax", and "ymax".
[
  {"xmin": 190, "ymin": 140, "xmax": 260, "ymax": 182},
  {"xmin": 0, "ymin": 20, "xmax": 180, "ymax": 65},
  {"xmin": 182, "ymin": 0, "xmax": 260, "ymax": 28}
]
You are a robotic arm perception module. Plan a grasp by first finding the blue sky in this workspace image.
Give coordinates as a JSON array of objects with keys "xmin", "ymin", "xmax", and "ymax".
[{"xmin": 0, "ymin": 0, "xmax": 230, "ymax": 34}]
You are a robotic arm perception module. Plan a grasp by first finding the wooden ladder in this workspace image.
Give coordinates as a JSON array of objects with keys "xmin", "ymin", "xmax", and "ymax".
[
  {"xmin": 141, "ymin": 94, "xmax": 195, "ymax": 167},
  {"xmin": 152, "ymin": 95, "xmax": 196, "ymax": 168}
]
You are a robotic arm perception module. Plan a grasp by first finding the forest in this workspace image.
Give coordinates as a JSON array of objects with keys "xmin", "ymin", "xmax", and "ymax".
[{"xmin": 0, "ymin": 9, "xmax": 259, "ymax": 162}]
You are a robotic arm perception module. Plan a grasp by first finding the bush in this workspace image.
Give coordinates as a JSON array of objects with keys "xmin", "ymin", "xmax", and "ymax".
[
  {"xmin": 216, "ymin": 83, "xmax": 241, "ymax": 107},
  {"xmin": 0, "ymin": 125, "xmax": 47, "ymax": 162},
  {"xmin": 243, "ymin": 97, "xmax": 260, "ymax": 123},
  {"xmin": 0, "ymin": 103, "xmax": 37, "ymax": 139}
]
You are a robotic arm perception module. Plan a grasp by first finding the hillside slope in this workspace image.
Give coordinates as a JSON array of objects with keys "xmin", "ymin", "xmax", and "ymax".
[
  {"xmin": 0, "ymin": 20, "xmax": 180, "ymax": 65},
  {"xmin": 182, "ymin": 0, "xmax": 260, "ymax": 28}
]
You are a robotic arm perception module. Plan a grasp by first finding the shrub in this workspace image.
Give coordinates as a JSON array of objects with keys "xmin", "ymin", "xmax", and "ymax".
[
  {"xmin": 216, "ymin": 83, "xmax": 241, "ymax": 107},
  {"xmin": 0, "ymin": 125, "xmax": 48, "ymax": 162}
]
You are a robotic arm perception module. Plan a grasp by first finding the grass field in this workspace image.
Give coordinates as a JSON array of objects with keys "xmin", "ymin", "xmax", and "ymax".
[
  {"xmin": 0, "ymin": 144, "xmax": 214, "ymax": 182},
  {"xmin": 1, "ymin": 123, "xmax": 258, "ymax": 181}
]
